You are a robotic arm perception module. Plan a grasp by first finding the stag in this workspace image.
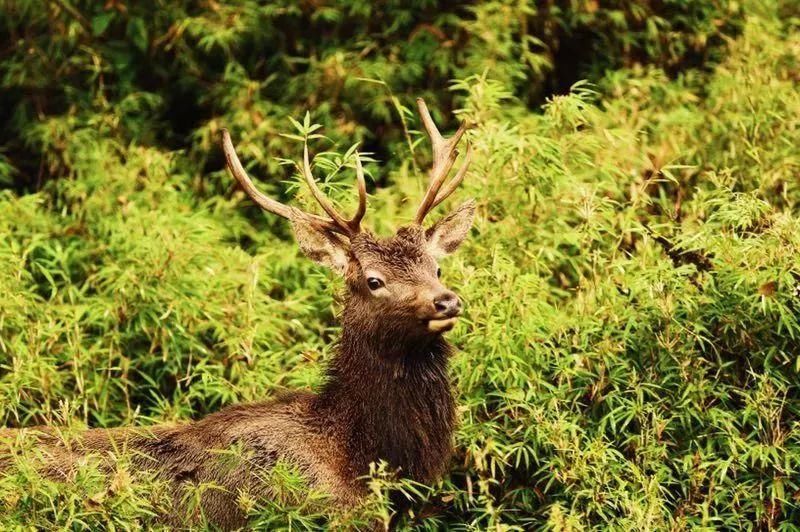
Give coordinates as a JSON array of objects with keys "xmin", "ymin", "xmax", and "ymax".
[{"xmin": 1, "ymin": 99, "xmax": 475, "ymax": 529}]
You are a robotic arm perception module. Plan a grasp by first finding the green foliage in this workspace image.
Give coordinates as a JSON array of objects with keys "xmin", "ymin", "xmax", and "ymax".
[
  {"xmin": 1, "ymin": 0, "xmax": 799, "ymax": 529},
  {"xmin": 1, "ymin": 0, "xmax": 742, "ymax": 192}
]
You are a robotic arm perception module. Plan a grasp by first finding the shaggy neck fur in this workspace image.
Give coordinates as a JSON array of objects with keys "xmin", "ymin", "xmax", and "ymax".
[{"xmin": 312, "ymin": 301, "xmax": 456, "ymax": 485}]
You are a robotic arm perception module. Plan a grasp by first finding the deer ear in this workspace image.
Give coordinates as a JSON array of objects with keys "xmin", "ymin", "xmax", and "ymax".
[
  {"xmin": 425, "ymin": 199, "xmax": 476, "ymax": 258},
  {"xmin": 290, "ymin": 217, "xmax": 350, "ymax": 274}
]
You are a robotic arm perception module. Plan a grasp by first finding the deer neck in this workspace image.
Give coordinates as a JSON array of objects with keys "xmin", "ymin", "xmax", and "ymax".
[{"xmin": 312, "ymin": 313, "xmax": 456, "ymax": 483}]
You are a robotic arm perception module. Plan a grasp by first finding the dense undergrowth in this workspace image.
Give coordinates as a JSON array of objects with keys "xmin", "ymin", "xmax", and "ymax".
[{"xmin": 1, "ymin": 0, "xmax": 799, "ymax": 529}]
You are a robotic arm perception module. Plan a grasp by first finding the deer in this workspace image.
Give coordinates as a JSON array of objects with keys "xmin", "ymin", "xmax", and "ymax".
[{"xmin": 0, "ymin": 99, "xmax": 476, "ymax": 530}]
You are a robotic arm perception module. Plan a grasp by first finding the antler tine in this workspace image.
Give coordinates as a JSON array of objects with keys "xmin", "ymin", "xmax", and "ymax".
[
  {"xmin": 301, "ymin": 142, "xmax": 367, "ymax": 235},
  {"xmin": 414, "ymin": 98, "xmax": 471, "ymax": 224},
  {"xmin": 221, "ymin": 129, "xmax": 344, "ymax": 235},
  {"xmin": 223, "ymin": 129, "xmax": 294, "ymax": 219},
  {"xmin": 429, "ymin": 142, "xmax": 472, "ymax": 212},
  {"xmin": 302, "ymin": 142, "xmax": 350, "ymax": 232}
]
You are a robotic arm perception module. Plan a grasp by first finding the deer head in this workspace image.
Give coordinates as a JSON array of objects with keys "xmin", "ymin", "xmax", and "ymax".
[{"xmin": 222, "ymin": 99, "xmax": 474, "ymax": 344}]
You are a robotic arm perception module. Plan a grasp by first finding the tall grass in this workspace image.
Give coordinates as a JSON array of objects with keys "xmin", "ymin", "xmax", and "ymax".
[{"xmin": 1, "ymin": 0, "xmax": 798, "ymax": 528}]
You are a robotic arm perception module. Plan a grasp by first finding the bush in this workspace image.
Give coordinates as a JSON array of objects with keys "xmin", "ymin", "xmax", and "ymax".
[
  {"xmin": 1, "ymin": 0, "xmax": 743, "ymax": 192},
  {"xmin": 1, "ymin": 0, "xmax": 799, "ymax": 529}
]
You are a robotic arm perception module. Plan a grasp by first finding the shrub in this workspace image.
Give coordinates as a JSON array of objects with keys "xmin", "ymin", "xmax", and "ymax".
[
  {"xmin": 1, "ymin": 0, "xmax": 798, "ymax": 529},
  {"xmin": 1, "ymin": 0, "xmax": 743, "ymax": 192}
]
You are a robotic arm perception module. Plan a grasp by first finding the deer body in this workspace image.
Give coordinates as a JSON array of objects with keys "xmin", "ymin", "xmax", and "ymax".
[{"xmin": 2, "ymin": 100, "xmax": 474, "ymax": 529}]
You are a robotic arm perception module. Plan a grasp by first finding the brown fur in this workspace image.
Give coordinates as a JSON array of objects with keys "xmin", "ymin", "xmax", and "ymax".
[{"xmin": 0, "ymin": 219, "xmax": 473, "ymax": 529}]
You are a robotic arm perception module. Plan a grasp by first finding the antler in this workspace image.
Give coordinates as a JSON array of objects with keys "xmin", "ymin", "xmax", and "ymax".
[
  {"xmin": 221, "ymin": 128, "xmax": 366, "ymax": 237},
  {"xmin": 301, "ymin": 142, "xmax": 367, "ymax": 235},
  {"xmin": 414, "ymin": 98, "xmax": 472, "ymax": 224}
]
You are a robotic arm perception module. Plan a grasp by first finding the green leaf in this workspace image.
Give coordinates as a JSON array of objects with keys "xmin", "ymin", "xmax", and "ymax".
[
  {"xmin": 127, "ymin": 17, "xmax": 149, "ymax": 53},
  {"xmin": 91, "ymin": 12, "xmax": 115, "ymax": 36}
]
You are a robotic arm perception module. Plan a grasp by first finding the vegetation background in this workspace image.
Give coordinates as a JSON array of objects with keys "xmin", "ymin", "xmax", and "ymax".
[{"xmin": 1, "ymin": 0, "xmax": 799, "ymax": 529}]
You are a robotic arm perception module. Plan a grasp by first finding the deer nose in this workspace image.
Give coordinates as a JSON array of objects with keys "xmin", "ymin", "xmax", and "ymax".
[{"xmin": 433, "ymin": 291, "xmax": 461, "ymax": 317}]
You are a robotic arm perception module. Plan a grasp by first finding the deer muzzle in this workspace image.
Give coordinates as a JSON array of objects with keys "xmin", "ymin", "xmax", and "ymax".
[{"xmin": 426, "ymin": 291, "xmax": 462, "ymax": 333}]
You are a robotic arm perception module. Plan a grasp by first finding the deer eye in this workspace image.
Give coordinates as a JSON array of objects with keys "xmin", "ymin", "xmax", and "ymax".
[
  {"xmin": 366, "ymin": 277, "xmax": 385, "ymax": 291},
  {"xmin": 436, "ymin": 267, "xmax": 442, "ymax": 278}
]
